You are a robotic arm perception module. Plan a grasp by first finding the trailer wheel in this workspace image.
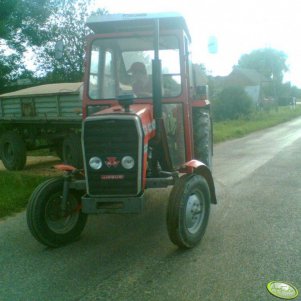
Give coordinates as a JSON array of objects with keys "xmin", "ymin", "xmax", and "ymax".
[
  {"xmin": 0, "ymin": 131, "xmax": 27, "ymax": 170},
  {"xmin": 27, "ymin": 177, "xmax": 87, "ymax": 248},
  {"xmin": 192, "ymin": 108, "xmax": 212, "ymax": 170},
  {"xmin": 63, "ymin": 133, "xmax": 83, "ymax": 168},
  {"xmin": 166, "ymin": 174, "xmax": 210, "ymax": 249}
]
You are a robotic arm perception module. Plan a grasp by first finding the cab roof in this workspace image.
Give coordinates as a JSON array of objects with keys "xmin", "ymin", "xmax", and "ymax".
[{"xmin": 86, "ymin": 12, "xmax": 191, "ymax": 41}]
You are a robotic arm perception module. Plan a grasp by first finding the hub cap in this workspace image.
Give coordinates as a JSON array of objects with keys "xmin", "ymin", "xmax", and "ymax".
[{"xmin": 185, "ymin": 193, "xmax": 205, "ymax": 234}]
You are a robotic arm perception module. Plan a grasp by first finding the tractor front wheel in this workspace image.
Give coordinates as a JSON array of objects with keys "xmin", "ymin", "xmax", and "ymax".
[
  {"xmin": 27, "ymin": 177, "xmax": 87, "ymax": 247},
  {"xmin": 166, "ymin": 174, "xmax": 210, "ymax": 249}
]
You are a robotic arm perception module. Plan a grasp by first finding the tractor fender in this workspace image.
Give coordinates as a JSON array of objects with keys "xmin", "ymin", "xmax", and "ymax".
[{"xmin": 185, "ymin": 160, "xmax": 217, "ymax": 204}]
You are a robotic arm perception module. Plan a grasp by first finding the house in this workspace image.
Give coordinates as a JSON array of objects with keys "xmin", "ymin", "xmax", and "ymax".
[{"xmin": 214, "ymin": 67, "xmax": 270, "ymax": 105}]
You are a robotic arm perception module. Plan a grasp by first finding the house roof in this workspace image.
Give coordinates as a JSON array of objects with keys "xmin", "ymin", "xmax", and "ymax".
[{"xmin": 224, "ymin": 68, "xmax": 268, "ymax": 86}]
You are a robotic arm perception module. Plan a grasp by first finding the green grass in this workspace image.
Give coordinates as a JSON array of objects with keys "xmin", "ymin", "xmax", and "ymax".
[
  {"xmin": 0, "ymin": 171, "xmax": 48, "ymax": 218},
  {"xmin": 213, "ymin": 106, "xmax": 301, "ymax": 143}
]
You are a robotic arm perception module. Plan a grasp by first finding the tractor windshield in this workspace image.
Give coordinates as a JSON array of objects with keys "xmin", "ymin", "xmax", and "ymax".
[{"xmin": 88, "ymin": 35, "xmax": 181, "ymax": 99}]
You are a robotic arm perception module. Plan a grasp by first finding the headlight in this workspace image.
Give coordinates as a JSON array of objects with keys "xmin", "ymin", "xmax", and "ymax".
[
  {"xmin": 89, "ymin": 156, "xmax": 102, "ymax": 170},
  {"xmin": 121, "ymin": 156, "xmax": 135, "ymax": 169}
]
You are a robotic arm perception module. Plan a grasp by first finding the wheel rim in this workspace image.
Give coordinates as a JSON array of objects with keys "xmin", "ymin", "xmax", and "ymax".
[
  {"xmin": 185, "ymin": 193, "xmax": 205, "ymax": 234},
  {"xmin": 45, "ymin": 193, "xmax": 80, "ymax": 234}
]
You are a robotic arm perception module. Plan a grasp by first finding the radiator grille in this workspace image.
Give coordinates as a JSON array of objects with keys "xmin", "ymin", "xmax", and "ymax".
[{"xmin": 83, "ymin": 116, "xmax": 142, "ymax": 196}]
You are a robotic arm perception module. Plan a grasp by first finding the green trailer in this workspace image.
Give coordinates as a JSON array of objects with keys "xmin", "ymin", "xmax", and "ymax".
[{"xmin": 0, "ymin": 82, "xmax": 83, "ymax": 170}]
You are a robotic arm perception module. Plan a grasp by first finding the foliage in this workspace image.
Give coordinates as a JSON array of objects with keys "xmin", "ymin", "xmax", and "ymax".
[
  {"xmin": 34, "ymin": 1, "xmax": 107, "ymax": 83},
  {"xmin": 237, "ymin": 48, "xmax": 288, "ymax": 83},
  {"xmin": 0, "ymin": 0, "xmax": 106, "ymax": 91},
  {"xmin": 0, "ymin": 171, "xmax": 47, "ymax": 218},
  {"xmin": 0, "ymin": 0, "xmax": 57, "ymax": 92},
  {"xmin": 0, "ymin": 52, "xmax": 23, "ymax": 92},
  {"xmin": 212, "ymin": 86, "xmax": 254, "ymax": 121},
  {"xmin": 236, "ymin": 48, "xmax": 290, "ymax": 102},
  {"xmin": 0, "ymin": 0, "xmax": 57, "ymax": 44}
]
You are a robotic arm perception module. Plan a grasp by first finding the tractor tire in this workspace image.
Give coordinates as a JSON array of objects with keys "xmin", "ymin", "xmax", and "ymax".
[
  {"xmin": 0, "ymin": 131, "xmax": 27, "ymax": 170},
  {"xmin": 26, "ymin": 177, "xmax": 87, "ymax": 248},
  {"xmin": 63, "ymin": 133, "xmax": 83, "ymax": 168},
  {"xmin": 192, "ymin": 108, "xmax": 213, "ymax": 170},
  {"xmin": 166, "ymin": 174, "xmax": 210, "ymax": 249}
]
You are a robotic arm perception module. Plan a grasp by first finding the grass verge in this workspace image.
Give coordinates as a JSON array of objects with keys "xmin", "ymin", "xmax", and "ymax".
[
  {"xmin": 213, "ymin": 106, "xmax": 301, "ymax": 143},
  {"xmin": 0, "ymin": 171, "xmax": 48, "ymax": 219}
]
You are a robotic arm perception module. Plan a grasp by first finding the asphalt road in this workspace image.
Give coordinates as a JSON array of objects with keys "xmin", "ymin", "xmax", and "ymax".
[{"xmin": 1, "ymin": 118, "xmax": 301, "ymax": 301}]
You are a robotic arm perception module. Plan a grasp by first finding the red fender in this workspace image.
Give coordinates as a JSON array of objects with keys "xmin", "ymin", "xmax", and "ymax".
[{"xmin": 185, "ymin": 160, "xmax": 217, "ymax": 204}]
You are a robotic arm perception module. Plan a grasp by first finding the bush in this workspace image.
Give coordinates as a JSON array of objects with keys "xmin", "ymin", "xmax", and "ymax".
[{"xmin": 212, "ymin": 86, "xmax": 253, "ymax": 121}]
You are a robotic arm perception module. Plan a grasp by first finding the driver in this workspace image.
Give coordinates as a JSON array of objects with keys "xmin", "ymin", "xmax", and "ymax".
[{"xmin": 128, "ymin": 62, "xmax": 152, "ymax": 97}]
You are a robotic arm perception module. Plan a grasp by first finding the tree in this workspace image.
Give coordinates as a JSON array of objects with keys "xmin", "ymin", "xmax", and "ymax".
[
  {"xmin": 213, "ymin": 86, "xmax": 253, "ymax": 121},
  {"xmin": 237, "ymin": 48, "xmax": 288, "ymax": 83},
  {"xmin": 0, "ymin": 52, "xmax": 21, "ymax": 92},
  {"xmin": 0, "ymin": 0, "xmax": 59, "ymax": 92},
  {"xmin": 0, "ymin": 0, "xmax": 106, "ymax": 92},
  {"xmin": 34, "ymin": 1, "xmax": 107, "ymax": 83},
  {"xmin": 236, "ymin": 48, "xmax": 289, "ymax": 103},
  {"xmin": 0, "ymin": 0, "xmax": 63, "ymax": 49}
]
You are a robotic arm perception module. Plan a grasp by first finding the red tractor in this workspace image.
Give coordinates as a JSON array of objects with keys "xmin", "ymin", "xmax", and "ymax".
[{"xmin": 27, "ymin": 12, "xmax": 217, "ymax": 249}]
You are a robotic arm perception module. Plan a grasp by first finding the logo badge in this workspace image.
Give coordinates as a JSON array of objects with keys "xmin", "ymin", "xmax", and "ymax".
[
  {"xmin": 105, "ymin": 157, "xmax": 120, "ymax": 168},
  {"xmin": 101, "ymin": 175, "xmax": 124, "ymax": 180},
  {"xmin": 267, "ymin": 281, "xmax": 299, "ymax": 299}
]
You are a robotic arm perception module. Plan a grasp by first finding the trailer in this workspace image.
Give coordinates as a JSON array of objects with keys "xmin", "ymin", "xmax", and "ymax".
[{"xmin": 0, "ymin": 82, "xmax": 83, "ymax": 170}]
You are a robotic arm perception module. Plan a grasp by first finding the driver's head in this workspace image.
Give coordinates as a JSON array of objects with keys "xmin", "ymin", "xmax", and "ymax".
[{"xmin": 128, "ymin": 62, "xmax": 147, "ymax": 79}]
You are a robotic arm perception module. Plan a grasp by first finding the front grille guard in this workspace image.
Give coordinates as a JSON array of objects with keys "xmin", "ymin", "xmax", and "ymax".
[{"xmin": 82, "ymin": 114, "xmax": 144, "ymax": 197}]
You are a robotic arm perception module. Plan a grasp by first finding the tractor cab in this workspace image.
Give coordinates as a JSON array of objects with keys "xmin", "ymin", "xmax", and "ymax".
[
  {"xmin": 83, "ymin": 13, "xmax": 209, "ymax": 173},
  {"xmin": 84, "ymin": 12, "xmax": 188, "ymax": 102}
]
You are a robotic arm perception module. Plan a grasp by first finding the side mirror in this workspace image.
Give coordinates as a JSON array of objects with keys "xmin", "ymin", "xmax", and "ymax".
[{"xmin": 55, "ymin": 40, "xmax": 64, "ymax": 60}]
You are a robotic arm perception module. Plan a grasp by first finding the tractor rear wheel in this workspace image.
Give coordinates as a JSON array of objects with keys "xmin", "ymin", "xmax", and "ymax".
[
  {"xmin": 192, "ymin": 108, "xmax": 212, "ymax": 169},
  {"xmin": 0, "ymin": 131, "xmax": 27, "ymax": 170},
  {"xmin": 27, "ymin": 177, "xmax": 87, "ymax": 247},
  {"xmin": 166, "ymin": 174, "xmax": 210, "ymax": 249}
]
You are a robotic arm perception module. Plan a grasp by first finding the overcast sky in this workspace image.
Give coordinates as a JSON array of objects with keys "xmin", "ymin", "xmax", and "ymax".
[{"xmin": 93, "ymin": 0, "xmax": 301, "ymax": 87}]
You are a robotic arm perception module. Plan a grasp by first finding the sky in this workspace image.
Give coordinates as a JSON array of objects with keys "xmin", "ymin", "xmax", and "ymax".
[{"xmin": 92, "ymin": 0, "xmax": 301, "ymax": 87}]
